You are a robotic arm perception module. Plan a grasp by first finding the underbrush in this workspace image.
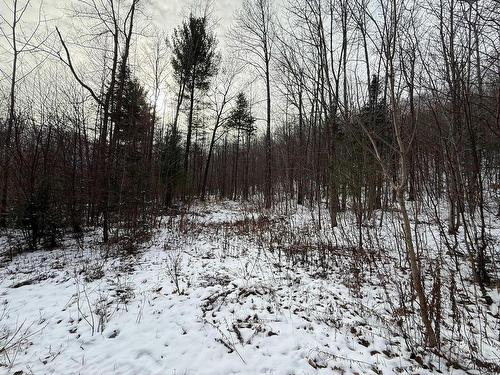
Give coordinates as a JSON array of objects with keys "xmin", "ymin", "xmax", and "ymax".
[
  {"xmin": 0, "ymin": 200, "xmax": 498, "ymax": 374},
  {"xmin": 176, "ymin": 200, "xmax": 499, "ymax": 374}
]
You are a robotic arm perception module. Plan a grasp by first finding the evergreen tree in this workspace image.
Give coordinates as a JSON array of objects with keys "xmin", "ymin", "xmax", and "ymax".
[
  {"xmin": 227, "ymin": 93, "xmax": 256, "ymax": 199},
  {"xmin": 363, "ymin": 75, "xmax": 390, "ymax": 211},
  {"xmin": 171, "ymin": 15, "xmax": 219, "ymax": 196},
  {"xmin": 228, "ymin": 93, "xmax": 255, "ymax": 134},
  {"xmin": 160, "ymin": 126, "xmax": 183, "ymax": 207},
  {"xmin": 365, "ymin": 75, "xmax": 388, "ymax": 135},
  {"xmin": 110, "ymin": 63, "xmax": 154, "ymax": 237}
]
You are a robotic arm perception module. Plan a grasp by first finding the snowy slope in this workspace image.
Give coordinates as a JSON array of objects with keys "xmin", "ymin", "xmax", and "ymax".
[{"xmin": 0, "ymin": 202, "xmax": 498, "ymax": 374}]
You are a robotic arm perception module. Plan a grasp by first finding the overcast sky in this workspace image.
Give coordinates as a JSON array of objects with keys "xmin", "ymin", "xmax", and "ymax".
[
  {"xmin": 150, "ymin": 0, "xmax": 240, "ymax": 36},
  {"xmin": 39, "ymin": 0, "xmax": 242, "ymax": 46},
  {"xmin": 0, "ymin": 0, "xmax": 278, "ymax": 124},
  {"xmin": 0, "ymin": 1, "xmax": 247, "ymax": 102},
  {"xmin": 0, "ymin": 0, "xmax": 242, "ymax": 53}
]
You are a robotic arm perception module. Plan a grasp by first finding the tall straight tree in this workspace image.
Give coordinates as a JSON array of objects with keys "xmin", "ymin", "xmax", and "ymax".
[
  {"xmin": 230, "ymin": 0, "xmax": 274, "ymax": 208},
  {"xmin": 171, "ymin": 14, "xmax": 219, "ymax": 198},
  {"xmin": 228, "ymin": 92, "xmax": 256, "ymax": 200}
]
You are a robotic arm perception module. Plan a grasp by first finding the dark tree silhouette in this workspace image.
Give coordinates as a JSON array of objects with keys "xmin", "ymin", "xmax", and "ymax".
[
  {"xmin": 171, "ymin": 14, "xmax": 219, "ymax": 198},
  {"xmin": 226, "ymin": 93, "xmax": 256, "ymax": 199},
  {"xmin": 110, "ymin": 63, "xmax": 154, "ymax": 236}
]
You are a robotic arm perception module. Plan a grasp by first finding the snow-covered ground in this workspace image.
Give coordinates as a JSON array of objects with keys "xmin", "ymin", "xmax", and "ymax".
[{"xmin": 0, "ymin": 201, "xmax": 498, "ymax": 374}]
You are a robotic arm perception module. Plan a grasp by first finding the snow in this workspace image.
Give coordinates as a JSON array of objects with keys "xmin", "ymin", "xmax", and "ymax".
[{"xmin": 0, "ymin": 201, "xmax": 498, "ymax": 374}]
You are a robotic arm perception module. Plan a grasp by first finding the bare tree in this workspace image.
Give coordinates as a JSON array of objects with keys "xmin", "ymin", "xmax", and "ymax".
[
  {"xmin": 141, "ymin": 30, "xmax": 169, "ymax": 209},
  {"xmin": 230, "ymin": 0, "xmax": 275, "ymax": 208},
  {"xmin": 360, "ymin": 0, "xmax": 438, "ymax": 347},
  {"xmin": 0, "ymin": 0, "xmax": 47, "ymax": 227},
  {"xmin": 200, "ymin": 60, "xmax": 240, "ymax": 201}
]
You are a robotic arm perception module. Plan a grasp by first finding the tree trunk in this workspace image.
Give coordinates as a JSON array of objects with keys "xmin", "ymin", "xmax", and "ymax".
[
  {"xmin": 0, "ymin": 1, "xmax": 18, "ymax": 228},
  {"xmin": 397, "ymin": 189, "xmax": 438, "ymax": 348},
  {"xmin": 184, "ymin": 74, "xmax": 197, "ymax": 198},
  {"xmin": 265, "ymin": 55, "xmax": 272, "ymax": 208}
]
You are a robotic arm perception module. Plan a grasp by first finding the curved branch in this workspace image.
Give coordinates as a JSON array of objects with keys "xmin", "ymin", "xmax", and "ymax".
[{"xmin": 56, "ymin": 26, "xmax": 102, "ymax": 105}]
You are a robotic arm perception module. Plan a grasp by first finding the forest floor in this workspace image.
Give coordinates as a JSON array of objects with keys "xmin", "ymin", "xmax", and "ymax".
[{"xmin": 0, "ymin": 201, "xmax": 499, "ymax": 375}]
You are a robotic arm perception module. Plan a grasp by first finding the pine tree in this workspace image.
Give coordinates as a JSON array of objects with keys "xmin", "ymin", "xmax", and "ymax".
[
  {"xmin": 110, "ymin": 63, "xmax": 154, "ymax": 238},
  {"xmin": 227, "ymin": 93, "xmax": 256, "ymax": 200},
  {"xmin": 171, "ymin": 15, "xmax": 219, "ymax": 197},
  {"xmin": 228, "ymin": 93, "xmax": 255, "ymax": 134}
]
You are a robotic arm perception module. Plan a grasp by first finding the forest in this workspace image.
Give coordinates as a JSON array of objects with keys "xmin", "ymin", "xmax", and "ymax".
[{"xmin": 0, "ymin": 0, "xmax": 499, "ymax": 374}]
